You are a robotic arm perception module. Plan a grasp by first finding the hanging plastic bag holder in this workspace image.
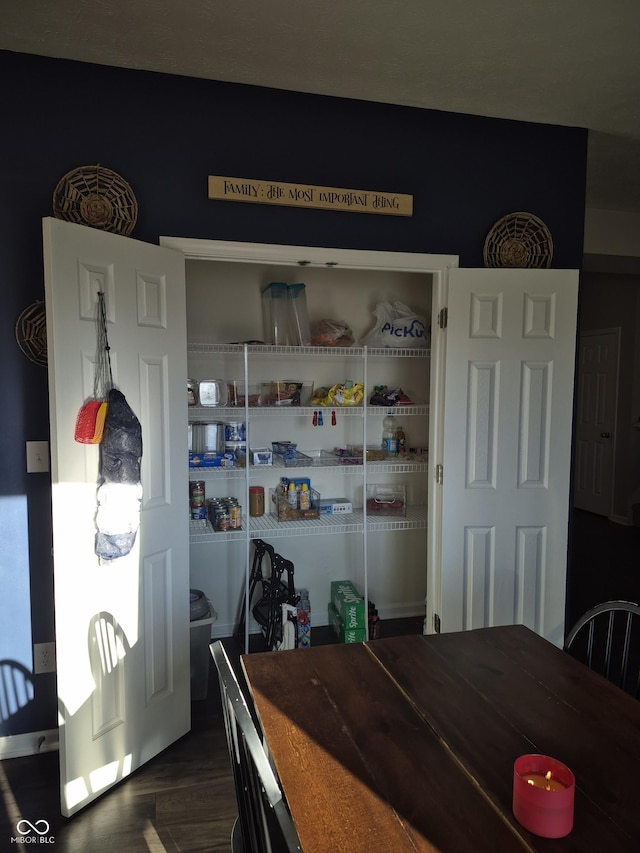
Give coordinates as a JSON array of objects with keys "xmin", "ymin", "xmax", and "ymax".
[{"xmin": 74, "ymin": 291, "xmax": 113, "ymax": 443}]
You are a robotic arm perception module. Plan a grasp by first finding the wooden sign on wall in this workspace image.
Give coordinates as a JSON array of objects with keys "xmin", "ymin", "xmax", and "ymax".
[{"xmin": 208, "ymin": 175, "xmax": 413, "ymax": 216}]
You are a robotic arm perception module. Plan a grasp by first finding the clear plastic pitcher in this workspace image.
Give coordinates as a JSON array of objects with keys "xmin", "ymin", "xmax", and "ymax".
[
  {"xmin": 287, "ymin": 283, "xmax": 311, "ymax": 346},
  {"xmin": 262, "ymin": 282, "xmax": 289, "ymax": 345}
]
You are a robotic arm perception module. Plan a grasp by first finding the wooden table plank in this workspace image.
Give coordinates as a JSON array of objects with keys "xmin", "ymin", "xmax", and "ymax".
[
  {"xmin": 243, "ymin": 642, "xmax": 530, "ymax": 853},
  {"xmin": 424, "ymin": 627, "xmax": 640, "ymax": 847},
  {"xmin": 368, "ymin": 628, "xmax": 640, "ymax": 851}
]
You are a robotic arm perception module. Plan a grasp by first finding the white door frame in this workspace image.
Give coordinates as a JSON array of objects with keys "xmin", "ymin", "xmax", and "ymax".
[
  {"xmin": 159, "ymin": 236, "xmax": 458, "ymax": 637},
  {"xmin": 574, "ymin": 327, "xmax": 620, "ymax": 521}
]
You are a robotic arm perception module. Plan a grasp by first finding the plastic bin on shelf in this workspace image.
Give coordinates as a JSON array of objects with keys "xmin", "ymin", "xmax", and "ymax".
[{"xmin": 189, "ymin": 589, "xmax": 218, "ymax": 701}]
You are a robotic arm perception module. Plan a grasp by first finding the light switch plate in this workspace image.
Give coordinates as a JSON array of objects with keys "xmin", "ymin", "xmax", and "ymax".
[{"xmin": 26, "ymin": 441, "xmax": 49, "ymax": 473}]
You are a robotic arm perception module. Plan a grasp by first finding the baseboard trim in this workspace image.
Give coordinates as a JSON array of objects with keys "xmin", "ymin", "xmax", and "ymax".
[
  {"xmin": 209, "ymin": 603, "xmax": 426, "ymax": 638},
  {"xmin": 0, "ymin": 728, "xmax": 59, "ymax": 760},
  {"xmin": 609, "ymin": 513, "xmax": 631, "ymax": 526}
]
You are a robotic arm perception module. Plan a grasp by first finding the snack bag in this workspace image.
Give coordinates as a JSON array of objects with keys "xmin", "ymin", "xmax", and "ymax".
[{"xmin": 361, "ymin": 301, "xmax": 429, "ymax": 348}]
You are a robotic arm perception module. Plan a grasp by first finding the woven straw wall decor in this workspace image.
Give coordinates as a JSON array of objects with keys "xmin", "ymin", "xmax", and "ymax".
[
  {"xmin": 15, "ymin": 300, "xmax": 47, "ymax": 367},
  {"xmin": 483, "ymin": 212, "xmax": 553, "ymax": 269},
  {"xmin": 53, "ymin": 164, "xmax": 138, "ymax": 236}
]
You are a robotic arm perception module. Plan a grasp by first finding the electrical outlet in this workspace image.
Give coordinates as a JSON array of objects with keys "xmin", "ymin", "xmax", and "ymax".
[{"xmin": 34, "ymin": 642, "xmax": 56, "ymax": 675}]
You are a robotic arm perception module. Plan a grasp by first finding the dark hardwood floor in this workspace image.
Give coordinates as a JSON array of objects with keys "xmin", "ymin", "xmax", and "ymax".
[
  {"xmin": 0, "ymin": 658, "xmax": 238, "ymax": 853},
  {"xmin": 566, "ymin": 509, "xmax": 640, "ymax": 631},
  {"xmin": 2, "ymin": 511, "xmax": 638, "ymax": 852},
  {"xmin": 0, "ymin": 619, "xmax": 423, "ymax": 853}
]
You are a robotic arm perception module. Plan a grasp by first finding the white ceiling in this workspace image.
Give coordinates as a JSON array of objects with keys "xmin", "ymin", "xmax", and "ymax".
[{"xmin": 2, "ymin": 0, "xmax": 640, "ymax": 212}]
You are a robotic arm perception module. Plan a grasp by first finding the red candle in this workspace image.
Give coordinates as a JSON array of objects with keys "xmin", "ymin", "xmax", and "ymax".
[{"xmin": 512, "ymin": 754, "xmax": 575, "ymax": 838}]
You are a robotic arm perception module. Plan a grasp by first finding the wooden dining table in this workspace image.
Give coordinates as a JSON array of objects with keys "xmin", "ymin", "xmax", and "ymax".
[{"xmin": 241, "ymin": 625, "xmax": 640, "ymax": 852}]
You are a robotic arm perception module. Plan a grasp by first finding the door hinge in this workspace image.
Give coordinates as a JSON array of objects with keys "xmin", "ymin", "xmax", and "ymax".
[
  {"xmin": 435, "ymin": 463, "xmax": 444, "ymax": 485},
  {"xmin": 438, "ymin": 307, "xmax": 448, "ymax": 329},
  {"xmin": 434, "ymin": 613, "xmax": 441, "ymax": 634}
]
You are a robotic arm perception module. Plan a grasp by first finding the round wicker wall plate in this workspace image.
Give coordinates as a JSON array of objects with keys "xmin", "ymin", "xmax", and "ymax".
[
  {"xmin": 15, "ymin": 300, "xmax": 47, "ymax": 367},
  {"xmin": 483, "ymin": 212, "xmax": 553, "ymax": 269},
  {"xmin": 53, "ymin": 164, "xmax": 138, "ymax": 236}
]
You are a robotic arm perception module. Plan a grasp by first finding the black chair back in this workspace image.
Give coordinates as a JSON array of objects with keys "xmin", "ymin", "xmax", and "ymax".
[
  {"xmin": 210, "ymin": 640, "xmax": 302, "ymax": 852},
  {"xmin": 564, "ymin": 600, "xmax": 640, "ymax": 697}
]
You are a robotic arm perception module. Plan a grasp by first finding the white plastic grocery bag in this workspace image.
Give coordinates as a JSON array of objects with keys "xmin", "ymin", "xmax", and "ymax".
[{"xmin": 361, "ymin": 301, "xmax": 429, "ymax": 348}]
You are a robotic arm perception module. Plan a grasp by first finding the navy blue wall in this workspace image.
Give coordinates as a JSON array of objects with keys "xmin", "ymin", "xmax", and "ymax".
[{"xmin": 0, "ymin": 49, "xmax": 587, "ymax": 736}]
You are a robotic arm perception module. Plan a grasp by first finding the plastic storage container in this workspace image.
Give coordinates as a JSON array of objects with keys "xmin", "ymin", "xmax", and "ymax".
[
  {"xmin": 270, "ymin": 486, "xmax": 320, "ymax": 521},
  {"xmin": 261, "ymin": 380, "xmax": 313, "ymax": 407},
  {"xmin": 227, "ymin": 380, "xmax": 262, "ymax": 407},
  {"xmin": 287, "ymin": 283, "xmax": 311, "ymax": 346},
  {"xmin": 365, "ymin": 484, "xmax": 406, "ymax": 517},
  {"xmin": 262, "ymin": 282, "xmax": 289, "ymax": 345},
  {"xmin": 198, "ymin": 379, "xmax": 227, "ymax": 407},
  {"xmin": 189, "ymin": 589, "xmax": 218, "ymax": 700}
]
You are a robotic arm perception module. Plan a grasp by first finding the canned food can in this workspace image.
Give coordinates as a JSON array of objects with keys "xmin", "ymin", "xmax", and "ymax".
[
  {"xmin": 229, "ymin": 504, "xmax": 242, "ymax": 529},
  {"xmin": 217, "ymin": 509, "xmax": 230, "ymax": 532},
  {"xmin": 189, "ymin": 480, "xmax": 205, "ymax": 506},
  {"xmin": 207, "ymin": 499, "xmax": 222, "ymax": 525}
]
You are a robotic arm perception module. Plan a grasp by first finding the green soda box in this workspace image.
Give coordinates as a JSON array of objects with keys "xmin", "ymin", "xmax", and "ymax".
[
  {"xmin": 330, "ymin": 580, "xmax": 366, "ymax": 630},
  {"xmin": 328, "ymin": 603, "xmax": 366, "ymax": 644}
]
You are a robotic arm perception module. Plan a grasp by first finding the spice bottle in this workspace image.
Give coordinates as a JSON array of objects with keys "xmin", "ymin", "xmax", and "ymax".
[{"xmin": 299, "ymin": 482, "xmax": 311, "ymax": 510}]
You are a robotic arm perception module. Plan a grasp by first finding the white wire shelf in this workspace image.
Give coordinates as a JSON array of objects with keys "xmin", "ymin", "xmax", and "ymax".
[
  {"xmin": 368, "ymin": 459, "xmax": 428, "ymax": 474},
  {"xmin": 188, "ymin": 505, "xmax": 427, "ymax": 543},
  {"xmin": 188, "ymin": 404, "xmax": 429, "ymax": 421},
  {"xmin": 367, "ymin": 405, "xmax": 429, "ymax": 417},
  {"xmin": 269, "ymin": 452, "xmax": 428, "ymax": 473},
  {"xmin": 189, "ymin": 519, "xmax": 246, "ymax": 542},
  {"xmin": 187, "ymin": 342, "xmax": 430, "ymax": 358},
  {"xmin": 188, "ymin": 455, "xmax": 428, "ymax": 477},
  {"xmin": 188, "ymin": 466, "xmax": 245, "ymax": 480}
]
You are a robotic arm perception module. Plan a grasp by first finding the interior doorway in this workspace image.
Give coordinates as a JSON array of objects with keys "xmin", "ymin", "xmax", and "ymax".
[{"xmin": 573, "ymin": 328, "xmax": 620, "ymax": 517}]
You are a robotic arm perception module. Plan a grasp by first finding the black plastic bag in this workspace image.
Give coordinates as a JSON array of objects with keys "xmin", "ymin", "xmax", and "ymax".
[
  {"xmin": 99, "ymin": 388, "xmax": 142, "ymax": 484},
  {"xmin": 95, "ymin": 388, "xmax": 143, "ymax": 560}
]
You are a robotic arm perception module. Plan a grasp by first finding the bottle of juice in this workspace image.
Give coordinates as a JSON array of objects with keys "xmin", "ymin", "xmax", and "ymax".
[{"xmin": 396, "ymin": 425, "xmax": 406, "ymax": 455}]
